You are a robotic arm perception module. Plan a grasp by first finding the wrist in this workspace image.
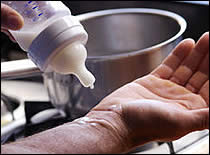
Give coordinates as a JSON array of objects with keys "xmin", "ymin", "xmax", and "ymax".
[{"xmin": 74, "ymin": 110, "xmax": 131, "ymax": 154}]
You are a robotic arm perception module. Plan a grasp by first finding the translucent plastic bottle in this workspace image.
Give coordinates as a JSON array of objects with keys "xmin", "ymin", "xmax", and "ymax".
[{"xmin": 2, "ymin": 1, "xmax": 95, "ymax": 88}]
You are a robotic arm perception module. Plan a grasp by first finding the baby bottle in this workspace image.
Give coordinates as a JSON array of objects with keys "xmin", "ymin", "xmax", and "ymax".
[{"xmin": 2, "ymin": 1, "xmax": 95, "ymax": 88}]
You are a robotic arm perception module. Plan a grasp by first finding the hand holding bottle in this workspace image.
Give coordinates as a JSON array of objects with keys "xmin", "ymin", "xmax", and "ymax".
[
  {"xmin": 1, "ymin": 1, "xmax": 95, "ymax": 88},
  {"xmin": 1, "ymin": 3, "xmax": 24, "ymax": 42}
]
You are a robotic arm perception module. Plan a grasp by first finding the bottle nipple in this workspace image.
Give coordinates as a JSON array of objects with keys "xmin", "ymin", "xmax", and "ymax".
[
  {"xmin": 49, "ymin": 42, "xmax": 95, "ymax": 88},
  {"xmin": 73, "ymin": 64, "xmax": 95, "ymax": 89}
]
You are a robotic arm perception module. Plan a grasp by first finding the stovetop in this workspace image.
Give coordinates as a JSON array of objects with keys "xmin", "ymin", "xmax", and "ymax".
[{"xmin": 1, "ymin": 80, "xmax": 209, "ymax": 154}]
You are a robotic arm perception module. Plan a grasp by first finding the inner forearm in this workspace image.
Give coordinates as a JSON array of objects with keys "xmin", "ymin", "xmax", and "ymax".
[{"xmin": 1, "ymin": 116, "xmax": 125, "ymax": 154}]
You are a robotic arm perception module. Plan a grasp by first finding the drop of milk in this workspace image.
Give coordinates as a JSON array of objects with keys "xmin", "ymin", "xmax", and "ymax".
[{"xmin": 90, "ymin": 84, "xmax": 94, "ymax": 89}]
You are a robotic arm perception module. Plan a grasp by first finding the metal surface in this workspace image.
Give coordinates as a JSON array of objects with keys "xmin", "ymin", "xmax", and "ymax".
[
  {"xmin": 177, "ymin": 1, "xmax": 209, "ymax": 6},
  {"xmin": 1, "ymin": 59, "xmax": 41, "ymax": 79},
  {"xmin": 136, "ymin": 130, "xmax": 209, "ymax": 154},
  {"xmin": 1, "ymin": 80, "xmax": 50, "ymax": 139}
]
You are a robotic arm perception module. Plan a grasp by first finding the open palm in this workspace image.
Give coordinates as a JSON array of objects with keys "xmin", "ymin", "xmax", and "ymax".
[{"xmin": 86, "ymin": 32, "xmax": 209, "ymax": 151}]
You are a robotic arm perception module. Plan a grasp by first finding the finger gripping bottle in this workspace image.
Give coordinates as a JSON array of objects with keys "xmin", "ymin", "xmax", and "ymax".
[{"xmin": 2, "ymin": 1, "xmax": 95, "ymax": 89}]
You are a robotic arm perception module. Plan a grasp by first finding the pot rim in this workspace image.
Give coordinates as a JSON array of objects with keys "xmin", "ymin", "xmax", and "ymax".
[{"xmin": 76, "ymin": 8, "xmax": 187, "ymax": 61}]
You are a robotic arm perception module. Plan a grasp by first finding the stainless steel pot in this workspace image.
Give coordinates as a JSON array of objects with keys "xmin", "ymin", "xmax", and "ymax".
[{"xmin": 1, "ymin": 8, "xmax": 186, "ymax": 119}]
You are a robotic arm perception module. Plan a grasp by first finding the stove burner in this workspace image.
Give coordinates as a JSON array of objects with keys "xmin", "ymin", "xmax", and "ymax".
[{"xmin": 1, "ymin": 101, "xmax": 72, "ymax": 144}]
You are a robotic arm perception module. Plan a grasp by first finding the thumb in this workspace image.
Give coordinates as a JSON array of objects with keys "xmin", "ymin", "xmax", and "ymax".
[
  {"xmin": 188, "ymin": 108, "xmax": 209, "ymax": 131},
  {"xmin": 1, "ymin": 3, "xmax": 24, "ymax": 30}
]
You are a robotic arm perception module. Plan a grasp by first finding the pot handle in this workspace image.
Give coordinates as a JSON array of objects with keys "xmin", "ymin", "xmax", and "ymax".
[{"xmin": 1, "ymin": 59, "xmax": 42, "ymax": 79}]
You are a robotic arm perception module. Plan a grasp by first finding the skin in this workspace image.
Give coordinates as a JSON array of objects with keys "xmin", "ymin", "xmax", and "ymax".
[
  {"xmin": 1, "ymin": 3, "xmax": 209, "ymax": 154},
  {"xmin": 1, "ymin": 3, "xmax": 24, "ymax": 42}
]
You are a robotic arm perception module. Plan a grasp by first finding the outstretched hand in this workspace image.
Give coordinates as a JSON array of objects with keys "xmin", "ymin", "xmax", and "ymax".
[{"xmin": 82, "ymin": 32, "xmax": 209, "ymax": 153}]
